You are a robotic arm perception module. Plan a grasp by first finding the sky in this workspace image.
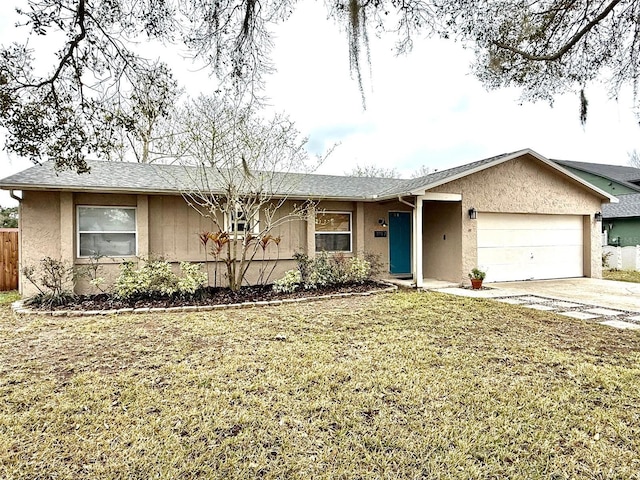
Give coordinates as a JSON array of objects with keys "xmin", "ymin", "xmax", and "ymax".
[{"xmin": 1, "ymin": 1, "xmax": 640, "ymax": 207}]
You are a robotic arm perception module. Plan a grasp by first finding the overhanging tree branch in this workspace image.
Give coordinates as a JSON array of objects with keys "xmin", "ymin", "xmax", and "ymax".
[{"xmin": 493, "ymin": 0, "xmax": 623, "ymax": 61}]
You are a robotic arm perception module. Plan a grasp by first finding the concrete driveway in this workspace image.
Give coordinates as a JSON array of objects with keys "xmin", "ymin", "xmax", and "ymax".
[
  {"xmin": 432, "ymin": 277, "xmax": 640, "ymax": 329},
  {"xmin": 491, "ymin": 278, "xmax": 640, "ymax": 313}
]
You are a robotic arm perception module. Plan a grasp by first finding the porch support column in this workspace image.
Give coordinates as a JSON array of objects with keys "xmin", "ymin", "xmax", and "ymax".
[
  {"xmin": 59, "ymin": 192, "xmax": 74, "ymax": 264},
  {"xmin": 306, "ymin": 203, "xmax": 316, "ymax": 259},
  {"xmin": 137, "ymin": 195, "xmax": 149, "ymax": 260},
  {"xmin": 414, "ymin": 195, "xmax": 424, "ymax": 288},
  {"xmin": 356, "ymin": 202, "xmax": 365, "ymax": 255}
]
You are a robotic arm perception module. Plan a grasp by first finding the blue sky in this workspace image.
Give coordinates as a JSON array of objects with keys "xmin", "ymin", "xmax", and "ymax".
[{"xmin": 2, "ymin": 1, "xmax": 640, "ymax": 206}]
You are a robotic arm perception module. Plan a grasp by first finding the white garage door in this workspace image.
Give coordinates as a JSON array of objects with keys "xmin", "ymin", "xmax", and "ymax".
[{"xmin": 477, "ymin": 213, "xmax": 584, "ymax": 282}]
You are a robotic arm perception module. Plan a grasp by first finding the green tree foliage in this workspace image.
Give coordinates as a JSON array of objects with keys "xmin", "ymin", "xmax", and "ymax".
[
  {"xmin": 0, "ymin": 205, "xmax": 18, "ymax": 228},
  {"xmin": 1, "ymin": 0, "xmax": 637, "ymax": 173}
]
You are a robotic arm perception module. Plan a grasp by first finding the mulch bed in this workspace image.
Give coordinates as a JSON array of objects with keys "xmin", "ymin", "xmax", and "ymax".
[{"xmin": 39, "ymin": 281, "xmax": 388, "ymax": 311}]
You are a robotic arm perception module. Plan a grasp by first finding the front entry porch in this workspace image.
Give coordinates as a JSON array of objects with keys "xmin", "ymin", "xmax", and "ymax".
[{"xmin": 388, "ymin": 193, "xmax": 464, "ymax": 288}]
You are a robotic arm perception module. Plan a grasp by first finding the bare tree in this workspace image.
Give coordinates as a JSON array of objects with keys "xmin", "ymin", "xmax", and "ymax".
[
  {"xmin": 409, "ymin": 164, "xmax": 432, "ymax": 178},
  {"xmin": 100, "ymin": 62, "xmax": 183, "ymax": 164},
  {"xmin": 629, "ymin": 149, "xmax": 640, "ymax": 168},
  {"xmin": 346, "ymin": 164, "xmax": 400, "ymax": 178},
  {"xmin": 169, "ymin": 94, "xmax": 327, "ymax": 291}
]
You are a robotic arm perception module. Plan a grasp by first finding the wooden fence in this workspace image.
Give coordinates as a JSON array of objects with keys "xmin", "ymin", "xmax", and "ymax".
[{"xmin": 0, "ymin": 229, "xmax": 18, "ymax": 291}]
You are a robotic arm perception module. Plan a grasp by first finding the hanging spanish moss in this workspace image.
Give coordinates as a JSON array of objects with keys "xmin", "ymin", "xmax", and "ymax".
[
  {"xmin": 344, "ymin": 0, "xmax": 371, "ymax": 109},
  {"xmin": 580, "ymin": 88, "xmax": 588, "ymax": 126}
]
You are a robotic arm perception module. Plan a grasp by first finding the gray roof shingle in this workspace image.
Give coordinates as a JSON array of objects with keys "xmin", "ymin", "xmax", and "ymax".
[
  {"xmin": 0, "ymin": 160, "xmax": 408, "ymax": 199},
  {"xmin": 0, "ymin": 149, "xmax": 613, "ymax": 202},
  {"xmin": 378, "ymin": 151, "xmax": 516, "ymax": 197},
  {"xmin": 554, "ymin": 159, "xmax": 640, "ymax": 190},
  {"xmin": 602, "ymin": 193, "xmax": 640, "ymax": 218}
]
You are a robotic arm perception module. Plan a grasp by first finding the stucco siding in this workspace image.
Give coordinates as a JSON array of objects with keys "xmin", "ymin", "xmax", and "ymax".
[
  {"xmin": 20, "ymin": 191, "xmax": 62, "ymax": 296},
  {"xmin": 422, "ymin": 201, "xmax": 462, "ymax": 282},
  {"xmin": 429, "ymin": 155, "xmax": 603, "ymax": 282}
]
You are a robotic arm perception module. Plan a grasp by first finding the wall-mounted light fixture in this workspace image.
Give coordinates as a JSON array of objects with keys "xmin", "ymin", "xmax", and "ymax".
[
  {"xmin": 594, "ymin": 211, "xmax": 602, "ymax": 222},
  {"xmin": 468, "ymin": 208, "xmax": 477, "ymax": 220},
  {"xmin": 378, "ymin": 218, "xmax": 388, "ymax": 228}
]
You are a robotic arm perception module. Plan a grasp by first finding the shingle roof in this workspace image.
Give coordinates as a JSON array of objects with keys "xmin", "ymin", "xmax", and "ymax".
[
  {"xmin": 0, "ymin": 149, "xmax": 615, "ymax": 202},
  {"xmin": 378, "ymin": 151, "xmax": 515, "ymax": 197},
  {"xmin": 602, "ymin": 193, "xmax": 640, "ymax": 219},
  {"xmin": 0, "ymin": 160, "xmax": 408, "ymax": 200},
  {"xmin": 554, "ymin": 159, "xmax": 640, "ymax": 191}
]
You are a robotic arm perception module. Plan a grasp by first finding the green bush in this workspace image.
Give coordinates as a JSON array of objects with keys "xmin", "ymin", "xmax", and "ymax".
[
  {"xmin": 114, "ymin": 260, "xmax": 206, "ymax": 301},
  {"xmin": 348, "ymin": 256, "xmax": 371, "ymax": 283},
  {"xmin": 22, "ymin": 257, "xmax": 76, "ymax": 308},
  {"xmin": 177, "ymin": 262, "xmax": 208, "ymax": 296},
  {"xmin": 289, "ymin": 251, "xmax": 372, "ymax": 290},
  {"xmin": 308, "ymin": 251, "xmax": 335, "ymax": 287},
  {"xmin": 273, "ymin": 269, "xmax": 302, "ymax": 293}
]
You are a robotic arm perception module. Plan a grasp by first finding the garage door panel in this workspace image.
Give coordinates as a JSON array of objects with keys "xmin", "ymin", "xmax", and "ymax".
[
  {"xmin": 477, "ymin": 213, "xmax": 584, "ymax": 282},
  {"xmin": 479, "ymin": 213, "xmax": 582, "ymax": 230},
  {"xmin": 478, "ymin": 228, "xmax": 582, "ymax": 248}
]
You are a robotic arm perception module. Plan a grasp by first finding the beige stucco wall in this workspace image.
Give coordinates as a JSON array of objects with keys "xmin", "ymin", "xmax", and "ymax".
[
  {"xmin": 428, "ymin": 154, "xmax": 604, "ymax": 283},
  {"xmin": 422, "ymin": 201, "xmax": 462, "ymax": 282},
  {"xmin": 19, "ymin": 191, "xmax": 62, "ymax": 297},
  {"xmin": 18, "ymin": 154, "xmax": 603, "ymax": 295},
  {"xmin": 19, "ymin": 192, "xmax": 318, "ymax": 294}
]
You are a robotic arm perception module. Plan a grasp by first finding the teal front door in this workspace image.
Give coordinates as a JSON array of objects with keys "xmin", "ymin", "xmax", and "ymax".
[{"xmin": 389, "ymin": 211, "xmax": 412, "ymax": 275}]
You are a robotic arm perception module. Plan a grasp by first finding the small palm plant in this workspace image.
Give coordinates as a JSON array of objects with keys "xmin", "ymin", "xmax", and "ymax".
[{"xmin": 468, "ymin": 267, "xmax": 486, "ymax": 289}]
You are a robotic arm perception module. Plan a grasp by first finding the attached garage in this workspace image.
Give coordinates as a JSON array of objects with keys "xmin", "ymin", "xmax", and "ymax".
[{"xmin": 477, "ymin": 213, "xmax": 584, "ymax": 282}]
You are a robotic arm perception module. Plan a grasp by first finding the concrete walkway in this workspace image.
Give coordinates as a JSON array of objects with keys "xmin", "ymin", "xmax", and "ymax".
[
  {"xmin": 492, "ymin": 278, "xmax": 640, "ymax": 313},
  {"xmin": 432, "ymin": 278, "xmax": 640, "ymax": 330}
]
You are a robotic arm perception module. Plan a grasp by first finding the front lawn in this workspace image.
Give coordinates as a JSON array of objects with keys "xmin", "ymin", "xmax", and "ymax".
[
  {"xmin": 604, "ymin": 269, "xmax": 640, "ymax": 283},
  {"xmin": 0, "ymin": 291, "xmax": 19, "ymax": 305},
  {"xmin": 1, "ymin": 291, "xmax": 639, "ymax": 479}
]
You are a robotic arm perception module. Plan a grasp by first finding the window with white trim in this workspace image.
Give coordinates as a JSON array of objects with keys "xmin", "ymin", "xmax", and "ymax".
[
  {"xmin": 77, "ymin": 206, "xmax": 137, "ymax": 257},
  {"xmin": 225, "ymin": 203, "xmax": 259, "ymax": 236},
  {"xmin": 315, "ymin": 211, "xmax": 352, "ymax": 252}
]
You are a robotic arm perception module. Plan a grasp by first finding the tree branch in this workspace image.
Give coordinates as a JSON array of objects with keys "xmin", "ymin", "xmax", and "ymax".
[
  {"xmin": 32, "ymin": 0, "xmax": 87, "ymax": 89},
  {"xmin": 494, "ymin": 0, "xmax": 623, "ymax": 61}
]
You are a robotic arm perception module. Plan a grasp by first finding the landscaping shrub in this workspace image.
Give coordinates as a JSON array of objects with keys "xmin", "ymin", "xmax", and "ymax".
[
  {"xmin": 273, "ymin": 269, "xmax": 302, "ymax": 293},
  {"xmin": 348, "ymin": 256, "xmax": 371, "ymax": 283},
  {"xmin": 114, "ymin": 260, "xmax": 206, "ymax": 301},
  {"xmin": 308, "ymin": 251, "xmax": 335, "ymax": 287},
  {"xmin": 177, "ymin": 262, "xmax": 208, "ymax": 297},
  {"xmin": 292, "ymin": 252, "xmax": 313, "ymax": 285},
  {"xmin": 280, "ymin": 251, "xmax": 372, "ymax": 291},
  {"xmin": 22, "ymin": 257, "xmax": 76, "ymax": 308}
]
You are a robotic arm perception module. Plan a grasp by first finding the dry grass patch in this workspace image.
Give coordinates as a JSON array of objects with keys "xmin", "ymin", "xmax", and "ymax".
[
  {"xmin": 1, "ymin": 291, "xmax": 640, "ymax": 479},
  {"xmin": 604, "ymin": 269, "xmax": 640, "ymax": 284},
  {"xmin": 0, "ymin": 291, "xmax": 19, "ymax": 306}
]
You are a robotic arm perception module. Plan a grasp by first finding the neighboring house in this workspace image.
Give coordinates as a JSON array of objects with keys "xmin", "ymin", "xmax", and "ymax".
[
  {"xmin": 0, "ymin": 148, "xmax": 615, "ymax": 296},
  {"xmin": 554, "ymin": 160, "xmax": 640, "ymax": 246}
]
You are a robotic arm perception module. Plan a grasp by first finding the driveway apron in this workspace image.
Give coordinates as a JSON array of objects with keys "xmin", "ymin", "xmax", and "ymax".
[{"xmin": 433, "ymin": 278, "xmax": 640, "ymax": 330}]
